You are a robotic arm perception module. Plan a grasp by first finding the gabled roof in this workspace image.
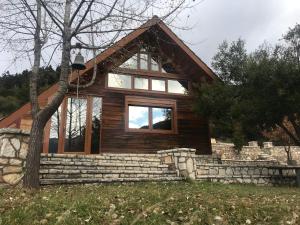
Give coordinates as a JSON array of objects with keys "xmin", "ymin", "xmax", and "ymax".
[{"xmin": 0, "ymin": 16, "xmax": 217, "ymax": 128}]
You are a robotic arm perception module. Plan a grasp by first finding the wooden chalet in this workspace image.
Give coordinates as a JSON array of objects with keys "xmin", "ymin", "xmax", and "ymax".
[{"xmin": 0, "ymin": 16, "xmax": 218, "ymax": 155}]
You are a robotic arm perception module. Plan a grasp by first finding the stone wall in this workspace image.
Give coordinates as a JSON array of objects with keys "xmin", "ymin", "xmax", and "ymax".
[
  {"xmin": 0, "ymin": 128, "xmax": 29, "ymax": 186},
  {"xmin": 196, "ymin": 163, "xmax": 299, "ymax": 186},
  {"xmin": 40, "ymin": 153, "xmax": 182, "ymax": 185},
  {"xmin": 0, "ymin": 128, "xmax": 299, "ymax": 187},
  {"xmin": 212, "ymin": 140, "xmax": 300, "ymax": 165}
]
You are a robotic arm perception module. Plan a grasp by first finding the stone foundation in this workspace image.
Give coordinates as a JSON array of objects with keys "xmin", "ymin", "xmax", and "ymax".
[
  {"xmin": 0, "ymin": 128, "xmax": 29, "ymax": 186},
  {"xmin": 0, "ymin": 128, "xmax": 299, "ymax": 187}
]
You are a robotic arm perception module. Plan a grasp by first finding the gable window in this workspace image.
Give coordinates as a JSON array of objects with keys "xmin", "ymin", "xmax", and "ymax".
[
  {"xmin": 140, "ymin": 53, "xmax": 148, "ymax": 70},
  {"xmin": 119, "ymin": 49, "xmax": 163, "ymax": 72},
  {"xmin": 125, "ymin": 96, "xmax": 177, "ymax": 134},
  {"xmin": 119, "ymin": 54, "xmax": 138, "ymax": 69},
  {"xmin": 107, "ymin": 72, "xmax": 189, "ymax": 95},
  {"xmin": 108, "ymin": 73, "xmax": 132, "ymax": 89},
  {"xmin": 150, "ymin": 57, "xmax": 159, "ymax": 71},
  {"xmin": 134, "ymin": 77, "xmax": 148, "ymax": 90},
  {"xmin": 151, "ymin": 79, "xmax": 166, "ymax": 92},
  {"xmin": 168, "ymin": 80, "xmax": 188, "ymax": 94}
]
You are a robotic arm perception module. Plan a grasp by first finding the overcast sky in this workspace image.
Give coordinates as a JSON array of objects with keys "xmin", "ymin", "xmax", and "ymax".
[{"xmin": 1, "ymin": 0, "xmax": 300, "ymax": 74}]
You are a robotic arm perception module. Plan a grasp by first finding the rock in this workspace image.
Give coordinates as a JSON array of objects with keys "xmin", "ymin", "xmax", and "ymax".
[
  {"xmin": 214, "ymin": 216, "xmax": 223, "ymax": 221},
  {"xmin": 3, "ymin": 173, "xmax": 23, "ymax": 185},
  {"xmin": 246, "ymin": 219, "xmax": 251, "ymax": 224},
  {"xmin": 219, "ymin": 168, "xmax": 226, "ymax": 176},
  {"xmin": 0, "ymin": 158, "xmax": 8, "ymax": 165},
  {"xmin": 9, "ymin": 159, "xmax": 23, "ymax": 166},
  {"xmin": 40, "ymin": 219, "xmax": 48, "ymax": 224},
  {"xmin": 0, "ymin": 175, "xmax": 4, "ymax": 183},
  {"xmin": 11, "ymin": 138, "xmax": 21, "ymax": 151},
  {"xmin": 3, "ymin": 166, "xmax": 22, "ymax": 174},
  {"xmin": 186, "ymin": 158, "xmax": 194, "ymax": 174},
  {"xmin": 0, "ymin": 138, "xmax": 16, "ymax": 157},
  {"xmin": 19, "ymin": 143, "xmax": 28, "ymax": 159}
]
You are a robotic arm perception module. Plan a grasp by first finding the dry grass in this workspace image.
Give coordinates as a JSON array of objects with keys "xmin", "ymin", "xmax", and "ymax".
[{"xmin": 0, "ymin": 181, "xmax": 299, "ymax": 225}]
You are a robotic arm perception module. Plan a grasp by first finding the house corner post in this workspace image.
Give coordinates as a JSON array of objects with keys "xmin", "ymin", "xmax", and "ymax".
[{"xmin": 157, "ymin": 148, "xmax": 197, "ymax": 180}]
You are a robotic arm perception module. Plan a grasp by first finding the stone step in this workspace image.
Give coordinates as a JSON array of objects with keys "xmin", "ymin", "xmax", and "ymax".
[
  {"xmin": 40, "ymin": 168, "xmax": 176, "ymax": 175},
  {"xmin": 40, "ymin": 160, "xmax": 162, "ymax": 167},
  {"xmin": 41, "ymin": 154, "xmax": 161, "ymax": 163},
  {"xmin": 40, "ymin": 176, "xmax": 183, "ymax": 185},
  {"xmin": 40, "ymin": 166, "xmax": 169, "ymax": 173},
  {"xmin": 40, "ymin": 171, "xmax": 178, "ymax": 180}
]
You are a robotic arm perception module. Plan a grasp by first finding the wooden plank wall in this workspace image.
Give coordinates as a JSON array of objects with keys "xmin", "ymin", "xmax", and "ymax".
[{"xmin": 75, "ymin": 71, "xmax": 212, "ymax": 155}]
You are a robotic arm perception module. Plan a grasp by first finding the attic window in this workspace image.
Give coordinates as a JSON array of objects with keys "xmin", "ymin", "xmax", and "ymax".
[
  {"xmin": 119, "ymin": 54, "xmax": 138, "ymax": 69},
  {"xmin": 119, "ymin": 49, "xmax": 164, "ymax": 72}
]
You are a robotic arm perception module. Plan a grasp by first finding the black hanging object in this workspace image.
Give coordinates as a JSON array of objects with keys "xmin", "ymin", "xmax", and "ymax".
[{"xmin": 72, "ymin": 52, "xmax": 86, "ymax": 70}]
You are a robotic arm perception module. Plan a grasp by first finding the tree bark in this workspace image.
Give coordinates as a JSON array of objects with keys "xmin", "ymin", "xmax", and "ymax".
[
  {"xmin": 23, "ymin": 117, "xmax": 45, "ymax": 188},
  {"xmin": 23, "ymin": 0, "xmax": 72, "ymax": 188},
  {"xmin": 23, "ymin": 0, "xmax": 42, "ymax": 189}
]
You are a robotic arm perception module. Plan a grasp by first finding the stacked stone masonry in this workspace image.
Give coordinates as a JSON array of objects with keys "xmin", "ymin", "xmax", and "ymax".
[
  {"xmin": 0, "ymin": 128, "xmax": 29, "ymax": 186},
  {"xmin": 211, "ymin": 140, "xmax": 300, "ymax": 165},
  {"xmin": 40, "ymin": 153, "xmax": 182, "ymax": 185},
  {"xmin": 1, "ymin": 128, "xmax": 300, "ymax": 187}
]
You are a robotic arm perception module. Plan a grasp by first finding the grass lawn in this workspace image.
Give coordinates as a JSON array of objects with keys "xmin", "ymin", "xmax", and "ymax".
[{"xmin": 0, "ymin": 182, "xmax": 299, "ymax": 225}]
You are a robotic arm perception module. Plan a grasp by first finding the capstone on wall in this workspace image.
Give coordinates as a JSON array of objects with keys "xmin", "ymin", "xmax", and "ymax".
[{"xmin": 0, "ymin": 128, "xmax": 29, "ymax": 186}]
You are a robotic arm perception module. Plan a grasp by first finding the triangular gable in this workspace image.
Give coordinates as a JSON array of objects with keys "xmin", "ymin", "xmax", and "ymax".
[{"xmin": 0, "ymin": 16, "xmax": 217, "ymax": 128}]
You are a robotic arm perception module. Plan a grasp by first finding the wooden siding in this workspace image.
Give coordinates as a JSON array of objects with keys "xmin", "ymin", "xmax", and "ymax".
[{"xmin": 70, "ymin": 71, "xmax": 212, "ymax": 155}]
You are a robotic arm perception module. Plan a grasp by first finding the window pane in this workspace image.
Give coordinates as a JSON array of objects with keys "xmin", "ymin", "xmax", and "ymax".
[
  {"xmin": 64, "ymin": 98, "xmax": 87, "ymax": 152},
  {"xmin": 120, "ymin": 54, "xmax": 138, "ymax": 69},
  {"xmin": 128, "ymin": 106, "xmax": 149, "ymax": 129},
  {"xmin": 134, "ymin": 77, "xmax": 148, "ymax": 90},
  {"xmin": 152, "ymin": 107, "xmax": 172, "ymax": 130},
  {"xmin": 168, "ymin": 80, "xmax": 188, "ymax": 94},
  {"xmin": 49, "ymin": 106, "xmax": 61, "ymax": 153},
  {"xmin": 161, "ymin": 67, "xmax": 167, "ymax": 73},
  {"xmin": 108, "ymin": 73, "xmax": 131, "ymax": 89},
  {"xmin": 151, "ymin": 79, "xmax": 165, "ymax": 91},
  {"xmin": 140, "ymin": 53, "xmax": 148, "ymax": 70},
  {"xmin": 91, "ymin": 97, "xmax": 102, "ymax": 154},
  {"xmin": 151, "ymin": 58, "xmax": 159, "ymax": 71}
]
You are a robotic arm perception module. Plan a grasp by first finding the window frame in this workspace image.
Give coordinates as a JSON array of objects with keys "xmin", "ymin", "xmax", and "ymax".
[
  {"xmin": 125, "ymin": 96, "xmax": 178, "ymax": 134},
  {"xmin": 120, "ymin": 49, "xmax": 164, "ymax": 72},
  {"xmin": 106, "ymin": 72, "xmax": 190, "ymax": 96},
  {"xmin": 107, "ymin": 73, "xmax": 132, "ymax": 89},
  {"xmin": 43, "ymin": 95, "xmax": 103, "ymax": 154}
]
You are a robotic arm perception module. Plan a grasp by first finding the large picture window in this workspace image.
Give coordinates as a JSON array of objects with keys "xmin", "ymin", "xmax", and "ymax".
[
  {"xmin": 125, "ymin": 96, "xmax": 177, "ymax": 134},
  {"xmin": 46, "ymin": 96, "xmax": 102, "ymax": 154}
]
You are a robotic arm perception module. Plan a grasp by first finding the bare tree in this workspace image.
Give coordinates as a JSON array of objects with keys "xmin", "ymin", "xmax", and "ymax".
[{"xmin": 0, "ymin": 0, "xmax": 193, "ymax": 188}]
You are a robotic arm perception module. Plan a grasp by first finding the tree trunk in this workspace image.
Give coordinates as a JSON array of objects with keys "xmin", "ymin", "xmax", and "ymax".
[
  {"xmin": 23, "ymin": 0, "xmax": 72, "ymax": 188},
  {"xmin": 23, "ymin": 117, "xmax": 45, "ymax": 188},
  {"xmin": 23, "ymin": 0, "xmax": 42, "ymax": 189}
]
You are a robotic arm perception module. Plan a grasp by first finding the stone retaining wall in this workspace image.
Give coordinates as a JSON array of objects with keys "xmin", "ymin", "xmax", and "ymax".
[
  {"xmin": 0, "ymin": 128, "xmax": 299, "ymax": 187},
  {"xmin": 196, "ymin": 164, "xmax": 299, "ymax": 186},
  {"xmin": 0, "ymin": 128, "xmax": 29, "ymax": 186},
  {"xmin": 212, "ymin": 141, "xmax": 300, "ymax": 165}
]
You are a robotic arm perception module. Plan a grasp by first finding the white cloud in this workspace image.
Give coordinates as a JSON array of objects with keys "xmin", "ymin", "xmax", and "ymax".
[
  {"xmin": 153, "ymin": 116, "xmax": 165, "ymax": 124},
  {"xmin": 2, "ymin": 1, "xmax": 300, "ymax": 73}
]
